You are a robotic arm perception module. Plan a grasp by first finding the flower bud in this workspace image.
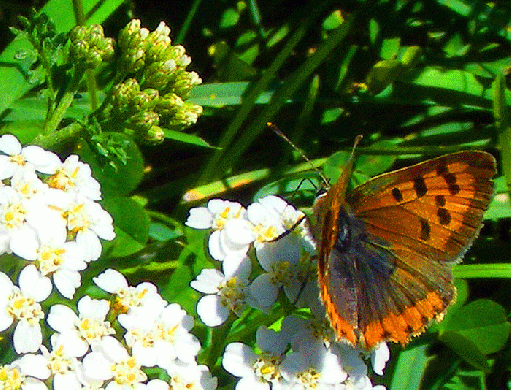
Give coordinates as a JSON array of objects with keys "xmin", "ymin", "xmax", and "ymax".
[{"xmin": 69, "ymin": 24, "xmax": 115, "ymax": 68}]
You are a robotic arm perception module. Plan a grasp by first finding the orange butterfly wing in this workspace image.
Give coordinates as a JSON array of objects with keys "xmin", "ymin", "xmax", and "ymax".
[{"xmin": 314, "ymin": 151, "xmax": 496, "ymax": 349}]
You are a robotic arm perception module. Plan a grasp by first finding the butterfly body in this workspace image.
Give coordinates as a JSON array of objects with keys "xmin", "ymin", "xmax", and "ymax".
[{"xmin": 312, "ymin": 150, "xmax": 496, "ymax": 349}]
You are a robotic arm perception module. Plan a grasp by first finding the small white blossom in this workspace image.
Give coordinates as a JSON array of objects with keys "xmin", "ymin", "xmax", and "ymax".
[
  {"xmin": 13, "ymin": 345, "xmax": 81, "ymax": 390},
  {"xmin": 59, "ymin": 196, "xmax": 115, "ymax": 261},
  {"xmin": 82, "ymin": 337, "xmax": 147, "ymax": 390},
  {"xmin": 247, "ymin": 196, "xmax": 303, "ymax": 243},
  {"xmin": 186, "ymin": 199, "xmax": 253, "ymax": 260},
  {"xmin": 94, "ymin": 269, "xmax": 166, "ymax": 316},
  {"xmin": 280, "ymin": 342, "xmax": 347, "ymax": 390},
  {"xmin": 371, "ymin": 343, "xmax": 390, "ymax": 376},
  {"xmin": 118, "ymin": 303, "xmax": 200, "ymax": 368},
  {"xmin": 191, "ymin": 256, "xmax": 250, "ymax": 326},
  {"xmin": 164, "ymin": 361, "xmax": 217, "ymax": 390},
  {"xmin": 223, "ymin": 327, "xmax": 289, "ymax": 390},
  {"xmin": 47, "ymin": 296, "xmax": 115, "ymax": 357},
  {"xmin": 46, "ymin": 155, "xmax": 102, "ymax": 201},
  {"xmin": 0, "ymin": 134, "xmax": 61, "ymax": 178},
  {"xmin": 34, "ymin": 236, "xmax": 85, "ymax": 299},
  {"xmin": 0, "ymin": 267, "xmax": 51, "ymax": 353},
  {"xmin": 0, "ymin": 364, "xmax": 46, "ymax": 390}
]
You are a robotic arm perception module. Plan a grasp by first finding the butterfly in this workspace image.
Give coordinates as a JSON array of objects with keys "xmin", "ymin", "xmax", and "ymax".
[{"xmin": 310, "ymin": 144, "xmax": 496, "ymax": 350}]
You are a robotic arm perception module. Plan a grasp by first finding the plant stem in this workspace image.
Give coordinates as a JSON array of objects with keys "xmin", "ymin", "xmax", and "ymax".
[
  {"xmin": 33, "ymin": 122, "xmax": 84, "ymax": 149},
  {"xmin": 204, "ymin": 316, "xmax": 235, "ymax": 368},
  {"xmin": 42, "ymin": 67, "xmax": 85, "ymax": 135}
]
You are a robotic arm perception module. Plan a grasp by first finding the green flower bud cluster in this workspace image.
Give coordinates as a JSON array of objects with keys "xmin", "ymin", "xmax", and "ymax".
[
  {"xmin": 117, "ymin": 20, "xmax": 202, "ymax": 98},
  {"xmin": 111, "ymin": 77, "xmax": 202, "ymax": 144},
  {"xmin": 70, "ymin": 25, "xmax": 115, "ymax": 68},
  {"xmin": 110, "ymin": 20, "xmax": 203, "ymax": 144},
  {"xmin": 118, "ymin": 19, "xmax": 149, "ymax": 74}
]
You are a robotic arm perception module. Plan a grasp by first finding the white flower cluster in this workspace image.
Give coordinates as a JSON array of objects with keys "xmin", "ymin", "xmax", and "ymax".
[
  {"xmin": 186, "ymin": 195, "xmax": 389, "ymax": 390},
  {"xmin": 0, "ymin": 134, "xmax": 116, "ymax": 355},
  {"xmin": 0, "ymin": 135, "xmax": 215, "ymax": 390},
  {"xmin": 7, "ymin": 269, "xmax": 216, "ymax": 390}
]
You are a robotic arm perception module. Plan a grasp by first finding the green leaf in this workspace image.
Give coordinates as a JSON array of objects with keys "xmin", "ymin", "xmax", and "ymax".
[
  {"xmin": 439, "ymin": 299, "xmax": 510, "ymax": 370},
  {"xmin": 189, "ymin": 82, "xmax": 276, "ymax": 107},
  {"xmin": 149, "ymin": 222, "xmax": 182, "ymax": 242},
  {"xmin": 399, "ymin": 67, "xmax": 503, "ymax": 107},
  {"xmin": 78, "ymin": 132, "xmax": 145, "ymax": 197},
  {"xmin": 0, "ymin": 120, "xmax": 43, "ymax": 144},
  {"xmin": 323, "ymin": 10, "xmax": 344, "ymax": 31},
  {"xmin": 5, "ymin": 93, "xmax": 103, "ymax": 122},
  {"xmin": 390, "ymin": 344, "xmax": 429, "ymax": 390},
  {"xmin": 439, "ymin": 331, "xmax": 490, "ymax": 372},
  {"xmin": 220, "ymin": 8, "xmax": 241, "ymax": 29},
  {"xmin": 437, "ymin": 0, "xmax": 473, "ymax": 17},
  {"xmin": 381, "ymin": 37, "xmax": 400, "ymax": 60},
  {"xmin": 365, "ymin": 59, "xmax": 404, "ymax": 95},
  {"xmin": 162, "ymin": 129, "xmax": 215, "ymax": 148},
  {"xmin": 0, "ymin": 0, "xmax": 124, "ymax": 116},
  {"xmin": 485, "ymin": 177, "xmax": 511, "ymax": 220},
  {"xmin": 102, "ymin": 197, "xmax": 150, "ymax": 258}
]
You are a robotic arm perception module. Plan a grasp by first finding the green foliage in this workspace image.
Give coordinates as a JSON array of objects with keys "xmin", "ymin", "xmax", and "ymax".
[{"xmin": 1, "ymin": 0, "xmax": 511, "ymax": 389}]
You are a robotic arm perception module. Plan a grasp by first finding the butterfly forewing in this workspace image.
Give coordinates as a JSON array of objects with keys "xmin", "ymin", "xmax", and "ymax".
[
  {"xmin": 315, "ymin": 150, "xmax": 496, "ymax": 350},
  {"xmin": 347, "ymin": 151, "xmax": 496, "ymax": 260}
]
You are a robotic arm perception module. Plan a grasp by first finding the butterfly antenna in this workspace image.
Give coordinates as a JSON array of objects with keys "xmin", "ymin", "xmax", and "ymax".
[{"xmin": 267, "ymin": 122, "xmax": 329, "ymax": 187}]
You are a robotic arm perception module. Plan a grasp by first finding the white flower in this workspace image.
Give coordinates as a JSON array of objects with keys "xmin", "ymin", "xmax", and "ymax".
[
  {"xmin": 248, "ymin": 196, "xmax": 304, "ymax": 243},
  {"xmin": 82, "ymin": 337, "xmax": 147, "ymax": 390},
  {"xmin": 370, "ymin": 343, "xmax": 389, "ymax": 376},
  {"xmin": 11, "ymin": 168, "xmax": 49, "ymax": 202},
  {"xmin": 61, "ymin": 196, "xmax": 115, "ymax": 261},
  {"xmin": 186, "ymin": 199, "xmax": 254, "ymax": 260},
  {"xmin": 248, "ymin": 234, "xmax": 306, "ymax": 311},
  {"xmin": 0, "ymin": 134, "xmax": 61, "ymax": 179},
  {"xmin": 185, "ymin": 199, "xmax": 246, "ymax": 230},
  {"xmin": 0, "ymin": 186, "xmax": 39, "ymax": 259},
  {"xmin": 281, "ymin": 315, "xmax": 336, "ymax": 351},
  {"xmin": 47, "ymin": 296, "xmax": 115, "ymax": 357},
  {"xmin": 164, "ymin": 361, "xmax": 217, "ymax": 390},
  {"xmin": 280, "ymin": 342, "xmax": 347, "ymax": 389},
  {"xmin": 13, "ymin": 345, "xmax": 81, "ymax": 390},
  {"xmin": 0, "ymin": 364, "xmax": 46, "ymax": 390},
  {"xmin": 34, "ymin": 236, "xmax": 85, "ymax": 299},
  {"xmin": 118, "ymin": 303, "xmax": 200, "ymax": 368},
  {"xmin": 46, "ymin": 155, "xmax": 102, "ymax": 201},
  {"xmin": 93, "ymin": 269, "xmax": 166, "ymax": 316},
  {"xmin": 0, "ymin": 267, "xmax": 51, "ymax": 353},
  {"xmin": 191, "ymin": 257, "xmax": 250, "ymax": 326},
  {"xmin": 222, "ymin": 327, "xmax": 289, "ymax": 390}
]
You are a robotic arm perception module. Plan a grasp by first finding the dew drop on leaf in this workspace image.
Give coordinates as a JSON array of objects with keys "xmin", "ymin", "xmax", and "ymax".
[{"xmin": 14, "ymin": 50, "xmax": 27, "ymax": 60}]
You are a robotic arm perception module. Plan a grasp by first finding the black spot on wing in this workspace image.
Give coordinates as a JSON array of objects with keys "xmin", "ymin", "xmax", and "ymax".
[
  {"xmin": 413, "ymin": 177, "xmax": 427, "ymax": 198},
  {"xmin": 419, "ymin": 218, "xmax": 431, "ymax": 241},
  {"xmin": 392, "ymin": 187, "xmax": 403, "ymax": 202},
  {"xmin": 437, "ymin": 208, "xmax": 451, "ymax": 225}
]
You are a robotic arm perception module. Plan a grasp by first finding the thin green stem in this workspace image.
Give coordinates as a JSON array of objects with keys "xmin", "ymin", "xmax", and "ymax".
[
  {"xmin": 204, "ymin": 316, "xmax": 235, "ymax": 368},
  {"xmin": 42, "ymin": 67, "xmax": 85, "ymax": 135},
  {"xmin": 175, "ymin": 0, "xmax": 203, "ymax": 44},
  {"xmin": 453, "ymin": 264, "xmax": 511, "ymax": 279},
  {"xmin": 73, "ymin": 0, "xmax": 98, "ymax": 111},
  {"xmin": 25, "ymin": 32, "xmax": 57, "ymax": 118},
  {"xmin": 72, "ymin": 0, "xmax": 86, "ymax": 25},
  {"xmin": 227, "ymin": 309, "xmax": 284, "ymax": 344},
  {"xmin": 33, "ymin": 122, "xmax": 84, "ymax": 149}
]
